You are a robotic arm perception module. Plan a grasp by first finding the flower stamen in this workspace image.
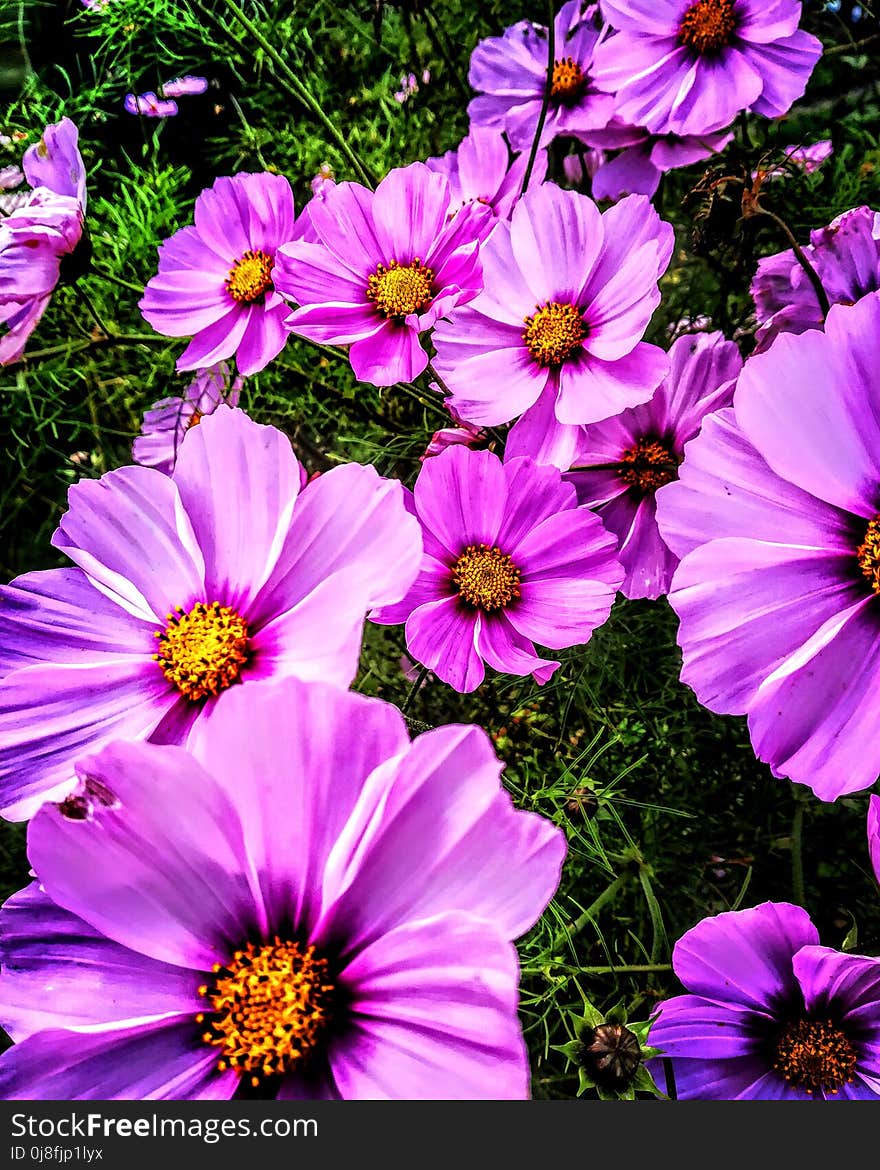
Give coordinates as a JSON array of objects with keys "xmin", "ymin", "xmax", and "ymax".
[
  {"xmin": 522, "ymin": 301, "xmax": 588, "ymax": 367},
  {"xmin": 857, "ymin": 515, "xmax": 880, "ymax": 594},
  {"xmin": 154, "ymin": 601, "xmax": 249, "ymax": 702},
  {"xmin": 452, "ymin": 544, "xmax": 522, "ymax": 611},
  {"xmin": 551, "ymin": 57, "xmax": 586, "ymax": 103},
  {"xmin": 226, "ymin": 249, "xmax": 274, "ymax": 304},
  {"xmin": 772, "ymin": 1018, "xmax": 857, "ymax": 1095},
  {"xmin": 618, "ymin": 437, "xmax": 681, "ymax": 493},
  {"xmin": 367, "ymin": 258, "xmax": 435, "ymax": 319},
  {"xmin": 198, "ymin": 938, "xmax": 335, "ymax": 1087},
  {"xmin": 678, "ymin": 0, "xmax": 737, "ymax": 54}
]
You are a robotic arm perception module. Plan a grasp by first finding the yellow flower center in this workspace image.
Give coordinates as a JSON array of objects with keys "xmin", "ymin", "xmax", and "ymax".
[
  {"xmin": 551, "ymin": 57, "xmax": 586, "ymax": 103},
  {"xmin": 197, "ymin": 939, "xmax": 335, "ymax": 1087},
  {"xmin": 186, "ymin": 409, "xmax": 203, "ymax": 429},
  {"xmin": 678, "ymin": 0, "xmax": 737, "ymax": 54},
  {"xmin": 856, "ymin": 515, "xmax": 880, "ymax": 594},
  {"xmin": 366, "ymin": 258, "xmax": 435, "ymax": 319},
  {"xmin": 522, "ymin": 301, "xmax": 588, "ymax": 367},
  {"xmin": 452, "ymin": 544, "xmax": 522, "ymax": 611},
  {"xmin": 618, "ymin": 438, "xmax": 681, "ymax": 493},
  {"xmin": 225, "ymin": 249, "xmax": 274, "ymax": 304},
  {"xmin": 772, "ymin": 1018, "xmax": 858, "ymax": 1095},
  {"xmin": 154, "ymin": 601, "xmax": 249, "ymax": 702}
]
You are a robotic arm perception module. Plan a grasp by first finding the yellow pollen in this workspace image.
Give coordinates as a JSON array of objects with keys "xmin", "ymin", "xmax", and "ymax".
[
  {"xmin": 856, "ymin": 515, "xmax": 880, "ymax": 594},
  {"xmin": 366, "ymin": 258, "xmax": 435, "ymax": 319},
  {"xmin": 199, "ymin": 938, "xmax": 334, "ymax": 1085},
  {"xmin": 523, "ymin": 301, "xmax": 588, "ymax": 367},
  {"xmin": 452, "ymin": 544, "xmax": 521, "ymax": 611},
  {"xmin": 618, "ymin": 437, "xmax": 681, "ymax": 493},
  {"xmin": 772, "ymin": 1018, "xmax": 857, "ymax": 1095},
  {"xmin": 154, "ymin": 601, "xmax": 249, "ymax": 702},
  {"xmin": 225, "ymin": 249, "xmax": 274, "ymax": 304},
  {"xmin": 551, "ymin": 57, "xmax": 586, "ymax": 103},
  {"xmin": 186, "ymin": 409, "xmax": 203, "ymax": 430},
  {"xmin": 678, "ymin": 0, "xmax": 737, "ymax": 54}
]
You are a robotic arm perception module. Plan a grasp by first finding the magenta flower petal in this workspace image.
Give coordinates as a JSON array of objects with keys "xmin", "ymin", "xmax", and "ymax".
[
  {"xmin": 332, "ymin": 914, "xmax": 527, "ymax": 1100},
  {"xmin": 477, "ymin": 613, "xmax": 560, "ymax": 683},
  {"xmin": 405, "ymin": 596, "xmax": 484, "ymax": 693},
  {"xmin": 22, "ymin": 117, "xmax": 87, "ymax": 207},
  {"xmin": 0, "ymin": 1017, "xmax": 237, "ymax": 1101},
  {"xmin": 413, "ymin": 445, "xmax": 507, "ymax": 554},
  {"xmin": 0, "ymin": 659, "xmax": 175, "ymax": 819},
  {"xmin": 316, "ymin": 724, "xmax": 565, "ymax": 949},
  {"xmin": 505, "ymin": 382, "xmax": 582, "ymax": 471},
  {"xmin": 27, "ymin": 740, "xmax": 260, "ymax": 968},
  {"xmin": 132, "ymin": 362, "xmax": 242, "ymax": 476},
  {"xmin": 0, "ymin": 883, "xmax": 200, "ymax": 1041},
  {"xmin": 349, "ymin": 321, "xmax": 429, "ymax": 384},
  {"xmin": 641, "ymin": 994, "xmax": 762, "ymax": 1059},
  {"xmin": 869, "ymin": 796, "xmax": 880, "ymax": 886}
]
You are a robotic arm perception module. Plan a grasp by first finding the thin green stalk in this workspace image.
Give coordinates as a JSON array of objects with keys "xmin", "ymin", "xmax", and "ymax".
[
  {"xmin": 219, "ymin": 0, "xmax": 375, "ymax": 187},
  {"xmin": 422, "ymin": 8, "xmax": 471, "ymax": 106},
  {"xmin": 78, "ymin": 288, "xmax": 115, "ymax": 338},
  {"xmin": 5, "ymin": 334, "xmax": 169, "ymax": 369},
  {"xmin": 758, "ymin": 208, "xmax": 831, "ymax": 320},
  {"xmin": 522, "ymin": 961, "xmax": 672, "ymax": 978},
  {"xmin": 520, "ymin": 0, "xmax": 556, "ymax": 195},
  {"xmin": 91, "ymin": 265, "xmax": 147, "ymax": 295},
  {"xmin": 791, "ymin": 796, "xmax": 806, "ymax": 907},
  {"xmin": 400, "ymin": 665, "xmax": 430, "ymax": 716},
  {"xmin": 638, "ymin": 867, "xmax": 668, "ymax": 965},
  {"xmin": 532, "ymin": 870, "xmax": 631, "ymax": 965}
]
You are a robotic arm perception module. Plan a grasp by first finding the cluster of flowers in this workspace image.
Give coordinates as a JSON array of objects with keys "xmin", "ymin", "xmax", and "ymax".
[{"xmin": 2, "ymin": 0, "xmax": 880, "ymax": 1099}]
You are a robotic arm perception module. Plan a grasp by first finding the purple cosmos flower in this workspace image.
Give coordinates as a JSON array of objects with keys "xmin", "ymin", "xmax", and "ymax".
[
  {"xmin": 592, "ymin": 0, "xmax": 823, "ymax": 137},
  {"xmin": 649, "ymin": 902, "xmax": 880, "ymax": 1099},
  {"xmin": 1, "ymin": 118, "xmax": 86, "ymax": 364},
  {"xmin": 567, "ymin": 331, "xmax": 741, "ymax": 599},
  {"xmin": 468, "ymin": 1, "xmax": 615, "ymax": 152},
  {"xmin": 132, "ymin": 362, "xmax": 244, "ymax": 475},
  {"xmin": 432, "ymin": 184, "xmax": 673, "ymax": 470},
  {"xmin": 0, "ymin": 165, "xmax": 23, "ymax": 190},
  {"xmin": 751, "ymin": 205, "xmax": 880, "ymax": 352},
  {"xmin": 161, "ymin": 76, "xmax": 209, "ymax": 98},
  {"xmin": 370, "ymin": 445, "xmax": 623, "ymax": 693},
  {"xmin": 869, "ymin": 795, "xmax": 880, "ymax": 886},
  {"xmin": 0, "ymin": 676, "xmax": 566, "ymax": 1099},
  {"xmin": 309, "ymin": 162, "xmax": 335, "ymax": 200},
  {"xmin": 0, "ymin": 407, "xmax": 422, "ymax": 820},
  {"xmin": 421, "ymin": 418, "xmax": 487, "ymax": 462},
  {"xmin": 562, "ymin": 148, "xmax": 607, "ymax": 189},
  {"xmin": 275, "ymin": 162, "xmax": 492, "ymax": 387},
  {"xmin": 426, "ymin": 127, "xmax": 548, "ymax": 222},
  {"xmin": 140, "ymin": 172, "xmax": 302, "ymax": 377},
  {"xmin": 655, "ymin": 295, "xmax": 880, "ymax": 801},
  {"xmin": 578, "ymin": 121, "xmax": 734, "ymax": 201},
  {"xmin": 755, "ymin": 139, "xmax": 833, "ymax": 182},
  {"xmin": 123, "ymin": 92, "xmax": 179, "ymax": 118}
]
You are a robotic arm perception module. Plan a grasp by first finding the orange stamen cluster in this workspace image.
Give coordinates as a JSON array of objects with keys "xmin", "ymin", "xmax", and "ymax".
[
  {"xmin": 617, "ymin": 437, "xmax": 681, "ymax": 493},
  {"xmin": 551, "ymin": 57, "xmax": 586, "ymax": 103},
  {"xmin": 772, "ymin": 1018, "xmax": 857, "ymax": 1095},
  {"xmin": 366, "ymin": 258, "xmax": 435, "ymax": 318},
  {"xmin": 678, "ymin": 0, "xmax": 737, "ymax": 54},
  {"xmin": 197, "ymin": 939, "xmax": 335, "ymax": 1088},
  {"xmin": 856, "ymin": 515, "xmax": 880, "ymax": 594},
  {"xmin": 452, "ymin": 544, "xmax": 522, "ymax": 611},
  {"xmin": 154, "ymin": 601, "xmax": 249, "ymax": 701},
  {"xmin": 225, "ymin": 249, "xmax": 274, "ymax": 303},
  {"xmin": 522, "ymin": 301, "xmax": 588, "ymax": 367}
]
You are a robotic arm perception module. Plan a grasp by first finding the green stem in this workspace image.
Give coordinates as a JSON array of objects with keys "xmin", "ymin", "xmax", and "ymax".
[
  {"xmin": 520, "ymin": 0, "xmax": 555, "ymax": 195},
  {"xmin": 220, "ymin": 0, "xmax": 375, "ymax": 187},
  {"xmin": 791, "ymin": 796, "xmax": 806, "ymax": 907},
  {"xmin": 5, "ymin": 333, "xmax": 169, "ymax": 369},
  {"xmin": 638, "ymin": 868, "xmax": 667, "ymax": 965},
  {"xmin": 90, "ymin": 265, "xmax": 146, "ymax": 294},
  {"xmin": 400, "ymin": 665, "xmax": 430, "ymax": 716},
  {"xmin": 78, "ymin": 288, "xmax": 115, "ymax": 338},
  {"xmin": 532, "ymin": 871, "xmax": 631, "ymax": 965},
  {"xmin": 522, "ymin": 961, "xmax": 672, "ymax": 978},
  {"xmin": 757, "ymin": 208, "xmax": 831, "ymax": 320},
  {"xmin": 422, "ymin": 8, "xmax": 471, "ymax": 106}
]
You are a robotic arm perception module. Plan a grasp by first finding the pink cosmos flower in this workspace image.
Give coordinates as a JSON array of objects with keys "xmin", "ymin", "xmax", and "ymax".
[
  {"xmin": 577, "ymin": 120, "xmax": 734, "ymax": 201},
  {"xmin": 754, "ymin": 139, "xmax": 833, "ymax": 182},
  {"xmin": 468, "ymin": 0, "xmax": 615, "ymax": 152},
  {"xmin": 593, "ymin": 0, "xmax": 822, "ymax": 137},
  {"xmin": 140, "ymin": 172, "xmax": 302, "ymax": 377},
  {"xmin": 0, "ymin": 165, "xmax": 23, "ymax": 190},
  {"xmin": 370, "ymin": 445, "xmax": 623, "ymax": 693},
  {"xmin": 161, "ymin": 76, "xmax": 209, "ymax": 98},
  {"xmin": 275, "ymin": 162, "xmax": 492, "ymax": 387},
  {"xmin": 751, "ymin": 205, "xmax": 880, "ymax": 352},
  {"xmin": 656, "ymin": 295, "xmax": 880, "ymax": 801},
  {"xmin": 426, "ymin": 127, "xmax": 548, "ymax": 222},
  {"xmin": 0, "ymin": 408, "xmax": 422, "ymax": 820},
  {"xmin": 567, "ymin": 331, "xmax": 741, "ymax": 599},
  {"xmin": 310, "ymin": 162, "xmax": 335, "ymax": 199},
  {"xmin": 1, "ymin": 118, "xmax": 86, "ymax": 364},
  {"xmin": 132, "ymin": 362, "xmax": 244, "ymax": 475},
  {"xmin": 0, "ymin": 678, "xmax": 566, "ymax": 1099},
  {"xmin": 123, "ymin": 92, "xmax": 178, "ymax": 118},
  {"xmin": 432, "ymin": 184, "xmax": 674, "ymax": 470}
]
